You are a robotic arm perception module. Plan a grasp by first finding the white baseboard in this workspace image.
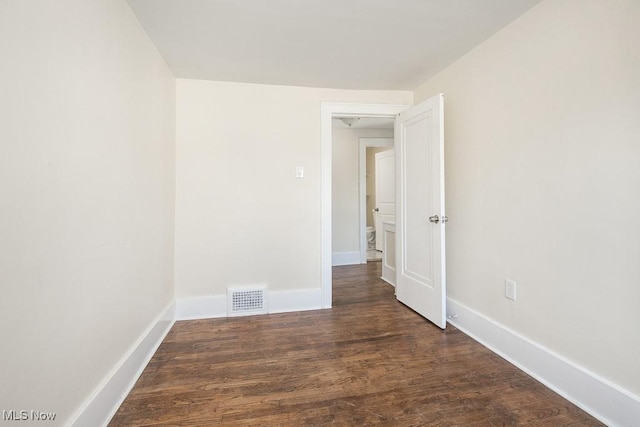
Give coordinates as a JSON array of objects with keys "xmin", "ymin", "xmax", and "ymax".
[
  {"xmin": 268, "ymin": 288, "xmax": 322, "ymax": 313},
  {"xmin": 175, "ymin": 295, "xmax": 227, "ymax": 320},
  {"xmin": 69, "ymin": 302, "xmax": 175, "ymax": 427},
  {"xmin": 332, "ymin": 251, "xmax": 362, "ymax": 266},
  {"xmin": 446, "ymin": 298, "xmax": 640, "ymax": 427},
  {"xmin": 176, "ymin": 288, "xmax": 323, "ymax": 320},
  {"xmin": 379, "ymin": 276, "xmax": 396, "ymax": 287}
]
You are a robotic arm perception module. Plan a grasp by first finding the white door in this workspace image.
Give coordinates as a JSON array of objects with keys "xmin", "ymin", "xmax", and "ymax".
[
  {"xmin": 374, "ymin": 149, "xmax": 395, "ymax": 251},
  {"xmin": 395, "ymin": 94, "xmax": 446, "ymax": 329}
]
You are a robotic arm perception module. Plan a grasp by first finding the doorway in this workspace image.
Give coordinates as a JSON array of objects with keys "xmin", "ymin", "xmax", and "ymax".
[
  {"xmin": 331, "ymin": 121, "xmax": 393, "ymax": 266},
  {"xmin": 320, "ymin": 103, "xmax": 409, "ymax": 308},
  {"xmin": 321, "ymin": 97, "xmax": 446, "ymax": 329},
  {"xmin": 360, "ymin": 139, "xmax": 393, "ymax": 262}
]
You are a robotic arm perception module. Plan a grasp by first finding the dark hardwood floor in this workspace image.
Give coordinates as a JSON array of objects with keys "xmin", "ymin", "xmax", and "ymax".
[{"xmin": 109, "ymin": 263, "xmax": 603, "ymax": 426}]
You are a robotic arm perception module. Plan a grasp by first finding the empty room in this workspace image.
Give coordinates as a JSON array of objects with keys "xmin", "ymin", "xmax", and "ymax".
[{"xmin": 1, "ymin": 0, "xmax": 639, "ymax": 426}]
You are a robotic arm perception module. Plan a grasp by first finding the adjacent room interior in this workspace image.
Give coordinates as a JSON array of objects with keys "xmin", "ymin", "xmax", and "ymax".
[
  {"xmin": 1, "ymin": 1, "xmax": 639, "ymax": 426},
  {"xmin": 332, "ymin": 116, "xmax": 395, "ymax": 265}
]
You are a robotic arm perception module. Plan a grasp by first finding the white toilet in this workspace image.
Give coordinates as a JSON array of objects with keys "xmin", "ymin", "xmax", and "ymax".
[{"xmin": 366, "ymin": 226, "xmax": 376, "ymax": 249}]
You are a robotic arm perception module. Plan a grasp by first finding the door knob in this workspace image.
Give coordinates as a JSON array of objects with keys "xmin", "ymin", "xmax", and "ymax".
[
  {"xmin": 374, "ymin": 208, "xmax": 379, "ymax": 212},
  {"xmin": 429, "ymin": 215, "xmax": 448, "ymax": 224}
]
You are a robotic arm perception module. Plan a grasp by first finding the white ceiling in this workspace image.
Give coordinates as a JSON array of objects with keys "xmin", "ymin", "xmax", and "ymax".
[{"xmin": 127, "ymin": 0, "xmax": 542, "ymax": 90}]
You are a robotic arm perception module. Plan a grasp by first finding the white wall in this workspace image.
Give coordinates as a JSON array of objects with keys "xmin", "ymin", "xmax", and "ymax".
[
  {"xmin": 415, "ymin": 0, "xmax": 640, "ymax": 396},
  {"xmin": 0, "ymin": 1, "xmax": 176, "ymax": 424},
  {"xmin": 175, "ymin": 80, "xmax": 410, "ymax": 300},
  {"xmin": 332, "ymin": 128, "xmax": 393, "ymax": 254}
]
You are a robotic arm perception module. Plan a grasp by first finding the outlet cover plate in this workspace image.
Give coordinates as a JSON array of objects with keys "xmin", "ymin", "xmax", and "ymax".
[{"xmin": 505, "ymin": 279, "xmax": 516, "ymax": 301}]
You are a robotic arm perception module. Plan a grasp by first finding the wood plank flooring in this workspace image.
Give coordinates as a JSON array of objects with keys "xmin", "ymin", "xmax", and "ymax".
[{"xmin": 109, "ymin": 263, "xmax": 603, "ymax": 426}]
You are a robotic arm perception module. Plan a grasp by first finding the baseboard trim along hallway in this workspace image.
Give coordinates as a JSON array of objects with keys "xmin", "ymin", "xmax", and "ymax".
[{"xmin": 331, "ymin": 251, "xmax": 362, "ymax": 266}]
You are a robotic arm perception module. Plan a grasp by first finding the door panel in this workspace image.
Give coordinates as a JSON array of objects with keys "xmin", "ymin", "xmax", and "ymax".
[
  {"xmin": 395, "ymin": 94, "xmax": 446, "ymax": 329},
  {"xmin": 374, "ymin": 149, "xmax": 395, "ymax": 251},
  {"xmin": 404, "ymin": 118, "xmax": 431, "ymax": 283}
]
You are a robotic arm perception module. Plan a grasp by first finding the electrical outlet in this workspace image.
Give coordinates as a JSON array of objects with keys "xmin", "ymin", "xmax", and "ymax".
[{"xmin": 505, "ymin": 279, "xmax": 516, "ymax": 301}]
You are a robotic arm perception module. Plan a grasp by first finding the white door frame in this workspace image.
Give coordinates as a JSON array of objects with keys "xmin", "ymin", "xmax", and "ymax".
[
  {"xmin": 320, "ymin": 103, "xmax": 409, "ymax": 308},
  {"xmin": 359, "ymin": 137, "xmax": 393, "ymax": 263}
]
